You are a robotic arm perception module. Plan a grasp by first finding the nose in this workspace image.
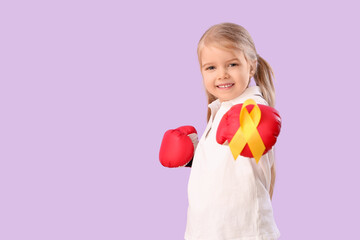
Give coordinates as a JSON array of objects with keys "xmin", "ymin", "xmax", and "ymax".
[{"xmin": 217, "ymin": 67, "xmax": 229, "ymax": 80}]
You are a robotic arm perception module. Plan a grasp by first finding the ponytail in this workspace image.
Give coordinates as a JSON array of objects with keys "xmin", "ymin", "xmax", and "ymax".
[
  {"xmin": 269, "ymin": 154, "xmax": 276, "ymax": 201},
  {"xmin": 254, "ymin": 55, "xmax": 276, "ymax": 108}
]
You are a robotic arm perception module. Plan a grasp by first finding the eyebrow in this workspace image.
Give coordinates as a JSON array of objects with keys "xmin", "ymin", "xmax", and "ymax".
[{"xmin": 202, "ymin": 58, "xmax": 240, "ymax": 68}]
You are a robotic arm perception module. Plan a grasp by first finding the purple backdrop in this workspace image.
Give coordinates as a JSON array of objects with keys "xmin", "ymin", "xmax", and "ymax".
[{"xmin": 1, "ymin": 0, "xmax": 359, "ymax": 239}]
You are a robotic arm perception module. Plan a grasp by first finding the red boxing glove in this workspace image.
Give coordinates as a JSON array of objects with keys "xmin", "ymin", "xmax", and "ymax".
[
  {"xmin": 159, "ymin": 126, "xmax": 198, "ymax": 168},
  {"xmin": 216, "ymin": 103, "xmax": 281, "ymax": 158}
]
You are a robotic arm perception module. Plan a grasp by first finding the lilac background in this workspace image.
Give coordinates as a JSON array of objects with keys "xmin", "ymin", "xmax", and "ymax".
[{"xmin": 1, "ymin": 0, "xmax": 359, "ymax": 239}]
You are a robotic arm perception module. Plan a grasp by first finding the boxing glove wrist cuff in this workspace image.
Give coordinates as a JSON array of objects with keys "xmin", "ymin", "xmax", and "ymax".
[{"xmin": 188, "ymin": 133, "xmax": 199, "ymax": 151}]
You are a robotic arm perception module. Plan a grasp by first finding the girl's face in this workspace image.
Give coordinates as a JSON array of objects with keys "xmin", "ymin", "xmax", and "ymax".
[{"xmin": 200, "ymin": 45, "xmax": 255, "ymax": 102}]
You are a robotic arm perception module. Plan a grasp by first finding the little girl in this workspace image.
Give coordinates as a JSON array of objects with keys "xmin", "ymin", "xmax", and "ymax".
[{"xmin": 160, "ymin": 22, "xmax": 280, "ymax": 240}]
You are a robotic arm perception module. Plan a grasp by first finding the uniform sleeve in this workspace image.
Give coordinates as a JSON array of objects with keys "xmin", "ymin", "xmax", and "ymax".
[{"xmin": 249, "ymin": 148, "xmax": 274, "ymax": 192}]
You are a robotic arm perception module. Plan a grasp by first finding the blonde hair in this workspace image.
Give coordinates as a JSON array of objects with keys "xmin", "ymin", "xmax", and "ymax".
[{"xmin": 197, "ymin": 22, "xmax": 277, "ymax": 200}]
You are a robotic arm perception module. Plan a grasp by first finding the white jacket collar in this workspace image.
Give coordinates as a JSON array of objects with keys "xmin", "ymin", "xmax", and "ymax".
[{"xmin": 208, "ymin": 86, "xmax": 264, "ymax": 113}]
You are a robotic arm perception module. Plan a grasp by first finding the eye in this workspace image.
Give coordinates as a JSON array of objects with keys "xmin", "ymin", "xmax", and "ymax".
[
  {"xmin": 206, "ymin": 66, "xmax": 215, "ymax": 70},
  {"xmin": 229, "ymin": 63, "xmax": 238, "ymax": 67}
]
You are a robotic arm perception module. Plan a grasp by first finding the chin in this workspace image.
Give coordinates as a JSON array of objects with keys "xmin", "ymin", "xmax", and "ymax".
[{"xmin": 218, "ymin": 97, "xmax": 230, "ymax": 103}]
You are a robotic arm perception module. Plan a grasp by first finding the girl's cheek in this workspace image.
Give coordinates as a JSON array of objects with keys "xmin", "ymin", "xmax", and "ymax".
[{"xmin": 203, "ymin": 73, "xmax": 210, "ymax": 79}]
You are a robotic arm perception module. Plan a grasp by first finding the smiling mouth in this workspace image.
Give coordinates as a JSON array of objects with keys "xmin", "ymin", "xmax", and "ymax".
[{"xmin": 217, "ymin": 83, "xmax": 234, "ymax": 89}]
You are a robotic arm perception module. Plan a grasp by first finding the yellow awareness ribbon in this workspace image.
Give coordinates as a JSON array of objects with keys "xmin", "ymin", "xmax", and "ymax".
[{"xmin": 228, "ymin": 99, "xmax": 266, "ymax": 163}]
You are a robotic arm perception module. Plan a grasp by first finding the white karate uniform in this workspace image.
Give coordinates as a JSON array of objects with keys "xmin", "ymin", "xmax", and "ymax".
[{"xmin": 184, "ymin": 86, "xmax": 280, "ymax": 240}]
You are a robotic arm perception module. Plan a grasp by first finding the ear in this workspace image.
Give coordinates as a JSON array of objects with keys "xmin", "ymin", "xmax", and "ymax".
[{"xmin": 250, "ymin": 60, "xmax": 257, "ymax": 77}]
